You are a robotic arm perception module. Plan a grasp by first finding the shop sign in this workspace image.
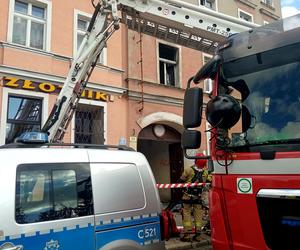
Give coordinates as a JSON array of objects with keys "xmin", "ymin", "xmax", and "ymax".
[{"xmin": 3, "ymin": 77, "xmax": 108, "ymax": 101}]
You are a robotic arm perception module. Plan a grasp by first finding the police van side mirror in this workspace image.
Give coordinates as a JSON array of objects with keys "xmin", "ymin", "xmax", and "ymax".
[{"xmin": 183, "ymin": 87, "xmax": 203, "ymax": 128}]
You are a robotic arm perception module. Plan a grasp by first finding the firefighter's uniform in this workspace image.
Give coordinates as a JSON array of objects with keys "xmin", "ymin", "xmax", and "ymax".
[
  {"xmin": 180, "ymin": 165, "xmax": 204, "ymax": 242},
  {"xmin": 179, "ymin": 153, "xmax": 212, "ymax": 242}
]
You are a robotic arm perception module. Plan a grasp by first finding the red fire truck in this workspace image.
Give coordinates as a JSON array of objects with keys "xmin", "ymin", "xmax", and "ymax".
[{"xmin": 182, "ymin": 14, "xmax": 300, "ymax": 250}]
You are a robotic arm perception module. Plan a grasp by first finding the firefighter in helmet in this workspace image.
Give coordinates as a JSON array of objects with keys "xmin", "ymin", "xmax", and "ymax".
[{"xmin": 179, "ymin": 153, "xmax": 207, "ymax": 242}]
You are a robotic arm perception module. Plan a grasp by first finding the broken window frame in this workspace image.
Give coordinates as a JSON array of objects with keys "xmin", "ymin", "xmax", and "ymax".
[{"xmin": 158, "ymin": 43, "xmax": 179, "ymax": 87}]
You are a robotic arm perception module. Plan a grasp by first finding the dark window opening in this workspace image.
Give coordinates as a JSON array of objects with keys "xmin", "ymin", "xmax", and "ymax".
[
  {"xmin": 159, "ymin": 44, "xmax": 177, "ymax": 61},
  {"xmin": 159, "ymin": 43, "xmax": 178, "ymax": 87}
]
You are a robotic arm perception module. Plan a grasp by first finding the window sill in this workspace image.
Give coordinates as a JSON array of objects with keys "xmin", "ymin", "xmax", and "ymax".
[
  {"xmin": 1, "ymin": 41, "xmax": 70, "ymax": 60},
  {"xmin": 201, "ymin": 6, "xmax": 217, "ymax": 12},
  {"xmin": 159, "ymin": 83, "xmax": 183, "ymax": 90},
  {"xmin": 126, "ymin": 77, "xmax": 184, "ymax": 90}
]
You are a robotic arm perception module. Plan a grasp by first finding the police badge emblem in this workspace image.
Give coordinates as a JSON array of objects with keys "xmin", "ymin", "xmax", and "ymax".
[
  {"xmin": 44, "ymin": 239, "xmax": 60, "ymax": 250},
  {"xmin": 0, "ymin": 243, "xmax": 23, "ymax": 250}
]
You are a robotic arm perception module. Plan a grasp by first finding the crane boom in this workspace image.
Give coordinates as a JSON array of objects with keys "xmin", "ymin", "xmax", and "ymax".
[
  {"xmin": 42, "ymin": 0, "xmax": 119, "ymax": 142},
  {"xmin": 42, "ymin": 0, "xmax": 258, "ymax": 142}
]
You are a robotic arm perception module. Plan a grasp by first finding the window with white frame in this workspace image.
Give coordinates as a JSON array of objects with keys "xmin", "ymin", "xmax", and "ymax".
[
  {"xmin": 238, "ymin": 9, "xmax": 253, "ymax": 23},
  {"xmin": 159, "ymin": 43, "xmax": 179, "ymax": 87},
  {"xmin": 75, "ymin": 13, "xmax": 106, "ymax": 65},
  {"xmin": 11, "ymin": 0, "xmax": 48, "ymax": 50},
  {"xmin": 199, "ymin": 0, "xmax": 216, "ymax": 11},
  {"xmin": 203, "ymin": 54, "xmax": 213, "ymax": 93},
  {"xmin": 261, "ymin": 0, "xmax": 273, "ymax": 7},
  {"xmin": 77, "ymin": 17, "xmax": 89, "ymax": 51}
]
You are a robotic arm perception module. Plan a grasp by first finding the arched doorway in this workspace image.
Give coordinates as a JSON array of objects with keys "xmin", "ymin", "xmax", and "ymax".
[{"xmin": 137, "ymin": 123, "xmax": 183, "ymax": 204}]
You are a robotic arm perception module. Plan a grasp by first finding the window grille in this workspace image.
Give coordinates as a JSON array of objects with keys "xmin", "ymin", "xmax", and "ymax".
[{"xmin": 74, "ymin": 104, "xmax": 104, "ymax": 144}]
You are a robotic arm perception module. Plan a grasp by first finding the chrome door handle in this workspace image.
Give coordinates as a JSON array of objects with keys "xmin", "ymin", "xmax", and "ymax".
[{"xmin": 257, "ymin": 189, "xmax": 300, "ymax": 199}]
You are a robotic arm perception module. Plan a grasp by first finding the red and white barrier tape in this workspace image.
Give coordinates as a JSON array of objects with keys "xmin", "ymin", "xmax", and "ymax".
[{"xmin": 156, "ymin": 182, "xmax": 209, "ymax": 189}]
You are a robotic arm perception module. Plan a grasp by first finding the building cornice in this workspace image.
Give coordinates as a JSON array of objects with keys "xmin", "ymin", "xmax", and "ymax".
[
  {"xmin": 0, "ymin": 65, "xmax": 127, "ymax": 95},
  {"xmin": 128, "ymin": 90, "xmax": 183, "ymax": 107},
  {"xmin": 0, "ymin": 41, "xmax": 124, "ymax": 74},
  {"xmin": 259, "ymin": 8, "xmax": 280, "ymax": 20},
  {"xmin": 236, "ymin": 0, "xmax": 257, "ymax": 9}
]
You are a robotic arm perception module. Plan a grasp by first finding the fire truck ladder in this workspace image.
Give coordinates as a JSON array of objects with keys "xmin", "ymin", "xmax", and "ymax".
[
  {"xmin": 42, "ymin": 0, "xmax": 257, "ymax": 143},
  {"xmin": 118, "ymin": 0, "xmax": 258, "ymax": 53}
]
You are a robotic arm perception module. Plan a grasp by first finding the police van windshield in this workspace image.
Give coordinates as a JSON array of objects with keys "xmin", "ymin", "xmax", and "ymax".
[{"xmin": 221, "ymin": 42, "xmax": 300, "ymax": 149}]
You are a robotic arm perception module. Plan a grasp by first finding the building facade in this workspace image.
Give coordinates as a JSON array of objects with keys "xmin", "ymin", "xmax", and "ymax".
[{"xmin": 0, "ymin": 0, "xmax": 281, "ymax": 202}]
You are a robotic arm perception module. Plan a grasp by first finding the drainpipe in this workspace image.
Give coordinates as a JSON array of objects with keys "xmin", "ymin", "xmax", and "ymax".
[{"xmin": 137, "ymin": 17, "xmax": 145, "ymax": 113}]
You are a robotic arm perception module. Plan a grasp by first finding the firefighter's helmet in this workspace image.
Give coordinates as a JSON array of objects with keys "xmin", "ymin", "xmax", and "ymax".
[{"xmin": 195, "ymin": 153, "xmax": 207, "ymax": 169}]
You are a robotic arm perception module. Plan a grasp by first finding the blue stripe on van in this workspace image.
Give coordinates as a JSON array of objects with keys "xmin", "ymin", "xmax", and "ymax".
[
  {"xmin": 96, "ymin": 215, "xmax": 160, "ymax": 231},
  {"xmin": 0, "ymin": 224, "xmax": 94, "ymax": 250},
  {"xmin": 96, "ymin": 221, "xmax": 161, "ymax": 248},
  {"xmin": 0, "ymin": 215, "xmax": 161, "ymax": 249}
]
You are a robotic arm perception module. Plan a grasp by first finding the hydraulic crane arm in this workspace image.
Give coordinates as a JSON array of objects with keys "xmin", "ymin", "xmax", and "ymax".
[
  {"xmin": 42, "ymin": 0, "xmax": 119, "ymax": 142},
  {"xmin": 42, "ymin": 0, "xmax": 258, "ymax": 143}
]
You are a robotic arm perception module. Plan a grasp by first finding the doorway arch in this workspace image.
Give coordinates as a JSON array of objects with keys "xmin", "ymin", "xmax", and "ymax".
[
  {"xmin": 137, "ymin": 112, "xmax": 183, "ymax": 133},
  {"xmin": 137, "ymin": 112, "xmax": 184, "ymax": 204}
]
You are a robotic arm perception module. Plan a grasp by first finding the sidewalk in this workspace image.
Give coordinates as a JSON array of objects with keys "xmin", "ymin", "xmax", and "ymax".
[
  {"xmin": 164, "ymin": 211, "xmax": 212, "ymax": 250},
  {"xmin": 165, "ymin": 234, "xmax": 211, "ymax": 250}
]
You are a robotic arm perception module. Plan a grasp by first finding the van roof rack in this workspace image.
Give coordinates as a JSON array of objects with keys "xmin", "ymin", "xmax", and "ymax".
[
  {"xmin": 0, "ymin": 142, "xmax": 135, "ymax": 151},
  {"xmin": 0, "ymin": 131, "xmax": 134, "ymax": 151}
]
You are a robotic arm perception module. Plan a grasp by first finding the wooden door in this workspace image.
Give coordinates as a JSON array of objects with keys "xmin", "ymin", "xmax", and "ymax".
[{"xmin": 169, "ymin": 143, "xmax": 184, "ymax": 202}]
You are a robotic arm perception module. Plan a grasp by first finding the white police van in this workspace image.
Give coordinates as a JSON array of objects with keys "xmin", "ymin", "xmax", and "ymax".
[{"xmin": 0, "ymin": 132, "xmax": 165, "ymax": 250}]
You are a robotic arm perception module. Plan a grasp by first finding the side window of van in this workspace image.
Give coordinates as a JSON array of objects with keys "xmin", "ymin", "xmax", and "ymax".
[
  {"xmin": 91, "ymin": 163, "xmax": 146, "ymax": 214},
  {"xmin": 15, "ymin": 163, "xmax": 93, "ymax": 224}
]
